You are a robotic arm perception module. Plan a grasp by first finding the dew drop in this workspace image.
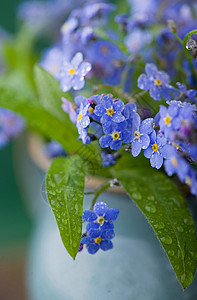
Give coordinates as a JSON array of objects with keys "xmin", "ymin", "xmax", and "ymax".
[
  {"xmin": 168, "ymin": 250, "xmax": 174, "ymax": 256},
  {"xmin": 132, "ymin": 192, "xmax": 142, "ymax": 200},
  {"xmin": 186, "ymin": 39, "xmax": 197, "ymax": 50},
  {"xmin": 177, "ymin": 226, "xmax": 184, "ymax": 232},
  {"xmin": 181, "ymin": 274, "xmax": 185, "ymax": 283},
  {"xmin": 147, "ymin": 195, "xmax": 155, "ymax": 201},
  {"xmin": 145, "ymin": 204, "xmax": 157, "ymax": 213},
  {"xmin": 184, "ymin": 217, "xmax": 193, "ymax": 225},
  {"xmin": 161, "ymin": 236, "xmax": 172, "ymax": 245},
  {"xmin": 154, "ymin": 222, "xmax": 165, "ymax": 229}
]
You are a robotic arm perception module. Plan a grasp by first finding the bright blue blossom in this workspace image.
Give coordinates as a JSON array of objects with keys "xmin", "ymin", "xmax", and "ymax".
[
  {"xmin": 59, "ymin": 52, "xmax": 91, "ymax": 92},
  {"xmin": 144, "ymin": 131, "xmax": 171, "ymax": 169},
  {"xmin": 159, "ymin": 103, "xmax": 179, "ymax": 138},
  {"xmin": 99, "ymin": 121, "xmax": 132, "ymax": 151},
  {"xmin": 81, "ymin": 202, "xmax": 119, "ymax": 254},
  {"xmin": 131, "ymin": 114, "xmax": 153, "ymax": 157},
  {"xmin": 80, "ymin": 227, "xmax": 114, "ymax": 254},
  {"xmin": 137, "ymin": 63, "xmax": 172, "ymax": 101},
  {"xmin": 94, "ymin": 95, "xmax": 125, "ymax": 124},
  {"xmin": 82, "ymin": 202, "xmax": 119, "ymax": 225}
]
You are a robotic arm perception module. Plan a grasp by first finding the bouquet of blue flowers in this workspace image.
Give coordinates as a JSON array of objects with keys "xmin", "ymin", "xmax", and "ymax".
[{"xmin": 1, "ymin": 0, "xmax": 197, "ymax": 290}]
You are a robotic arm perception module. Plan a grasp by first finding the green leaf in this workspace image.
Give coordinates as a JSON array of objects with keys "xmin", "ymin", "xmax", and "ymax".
[
  {"xmin": 46, "ymin": 156, "xmax": 85, "ymax": 259},
  {"xmin": 0, "ymin": 85, "xmax": 80, "ymax": 152},
  {"xmin": 34, "ymin": 65, "xmax": 73, "ymax": 121},
  {"xmin": 113, "ymin": 168, "xmax": 197, "ymax": 289}
]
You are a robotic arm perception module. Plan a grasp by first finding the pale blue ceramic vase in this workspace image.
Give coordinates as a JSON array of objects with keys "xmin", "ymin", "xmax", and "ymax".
[{"xmin": 15, "ymin": 136, "xmax": 197, "ymax": 300}]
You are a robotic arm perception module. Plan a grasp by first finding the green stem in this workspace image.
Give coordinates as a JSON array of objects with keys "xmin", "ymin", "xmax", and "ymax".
[
  {"xmin": 173, "ymin": 31, "xmax": 197, "ymax": 83},
  {"xmin": 90, "ymin": 181, "xmax": 111, "ymax": 210}
]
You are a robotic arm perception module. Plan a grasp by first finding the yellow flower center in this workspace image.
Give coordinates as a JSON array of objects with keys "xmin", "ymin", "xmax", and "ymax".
[
  {"xmin": 134, "ymin": 131, "xmax": 141, "ymax": 139},
  {"xmin": 78, "ymin": 113, "xmax": 82, "ymax": 121},
  {"xmin": 152, "ymin": 143, "xmax": 158, "ymax": 152},
  {"xmin": 94, "ymin": 237, "xmax": 102, "ymax": 244},
  {"xmin": 88, "ymin": 107, "xmax": 94, "ymax": 114},
  {"xmin": 69, "ymin": 68, "xmax": 75, "ymax": 75},
  {"xmin": 165, "ymin": 116, "xmax": 171, "ymax": 125},
  {"xmin": 185, "ymin": 176, "xmax": 192, "ymax": 186},
  {"xmin": 171, "ymin": 157, "xmax": 178, "ymax": 167},
  {"xmin": 112, "ymin": 131, "xmax": 120, "ymax": 140},
  {"xmin": 73, "ymin": 104, "xmax": 78, "ymax": 110},
  {"xmin": 154, "ymin": 79, "xmax": 162, "ymax": 86},
  {"xmin": 96, "ymin": 216, "xmax": 105, "ymax": 224},
  {"xmin": 106, "ymin": 108, "xmax": 114, "ymax": 116},
  {"xmin": 101, "ymin": 46, "xmax": 109, "ymax": 54}
]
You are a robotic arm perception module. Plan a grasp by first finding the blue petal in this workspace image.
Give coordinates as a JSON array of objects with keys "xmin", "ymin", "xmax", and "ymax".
[
  {"xmin": 72, "ymin": 76, "xmax": 85, "ymax": 90},
  {"xmin": 71, "ymin": 52, "xmax": 83, "ymax": 69},
  {"xmin": 102, "ymin": 96, "xmax": 113, "ymax": 109},
  {"xmin": 101, "ymin": 229, "xmax": 115, "ymax": 240},
  {"xmin": 99, "ymin": 135, "xmax": 113, "ymax": 148},
  {"xmin": 100, "ymin": 240, "xmax": 113, "ymax": 251},
  {"xmin": 113, "ymin": 100, "xmax": 124, "ymax": 112},
  {"xmin": 81, "ymin": 236, "xmax": 91, "ymax": 244},
  {"xmin": 140, "ymin": 134, "xmax": 150, "ymax": 149},
  {"xmin": 144, "ymin": 146, "xmax": 153, "ymax": 158},
  {"xmin": 110, "ymin": 140, "xmax": 122, "ymax": 150},
  {"xmin": 150, "ymin": 152, "xmax": 163, "ymax": 169},
  {"xmin": 161, "ymin": 86, "xmax": 172, "ymax": 101},
  {"xmin": 137, "ymin": 73, "xmax": 150, "ymax": 90},
  {"xmin": 82, "ymin": 210, "xmax": 97, "ymax": 222},
  {"xmin": 101, "ymin": 222, "xmax": 114, "ymax": 230},
  {"xmin": 145, "ymin": 63, "xmax": 158, "ymax": 77},
  {"xmin": 140, "ymin": 118, "xmax": 154, "ymax": 135},
  {"xmin": 88, "ymin": 228, "xmax": 101, "ymax": 238},
  {"xmin": 94, "ymin": 202, "xmax": 108, "ymax": 216},
  {"xmin": 149, "ymin": 84, "xmax": 161, "ymax": 101},
  {"xmin": 132, "ymin": 140, "xmax": 142, "ymax": 157},
  {"xmin": 88, "ymin": 243, "xmax": 100, "ymax": 254},
  {"xmin": 112, "ymin": 113, "xmax": 125, "ymax": 123},
  {"xmin": 86, "ymin": 222, "xmax": 100, "ymax": 232},
  {"xmin": 105, "ymin": 208, "xmax": 119, "ymax": 221},
  {"xmin": 94, "ymin": 104, "xmax": 105, "ymax": 116}
]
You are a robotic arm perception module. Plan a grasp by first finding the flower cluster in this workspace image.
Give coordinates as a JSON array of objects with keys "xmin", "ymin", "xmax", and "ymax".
[{"xmin": 80, "ymin": 202, "xmax": 119, "ymax": 254}]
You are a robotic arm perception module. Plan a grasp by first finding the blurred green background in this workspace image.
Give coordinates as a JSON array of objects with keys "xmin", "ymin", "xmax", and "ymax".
[{"xmin": 0, "ymin": 1, "xmax": 32, "ymax": 299}]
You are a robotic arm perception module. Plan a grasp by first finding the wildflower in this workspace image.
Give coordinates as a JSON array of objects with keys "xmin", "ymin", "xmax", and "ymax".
[
  {"xmin": 82, "ymin": 202, "xmax": 119, "ymax": 225},
  {"xmin": 59, "ymin": 52, "xmax": 91, "ymax": 92},
  {"xmin": 131, "ymin": 114, "xmax": 153, "ymax": 157},
  {"xmin": 80, "ymin": 227, "xmax": 114, "ymax": 254},
  {"xmin": 144, "ymin": 131, "xmax": 171, "ymax": 169},
  {"xmin": 137, "ymin": 63, "xmax": 172, "ymax": 101},
  {"xmin": 184, "ymin": 167, "xmax": 197, "ymax": 196},
  {"xmin": 94, "ymin": 95, "xmax": 125, "ymax": 124},
  {"xmin": 99, "ymin": 121, "xmax": 132, "ymax": 151},
  {"xmin": 159, "ymin": 103, "xmax": 179, "ymax": 138}
]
